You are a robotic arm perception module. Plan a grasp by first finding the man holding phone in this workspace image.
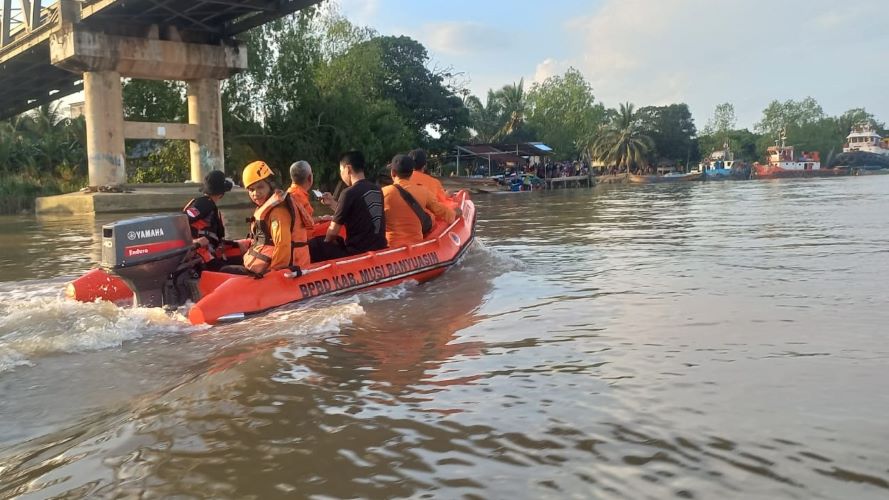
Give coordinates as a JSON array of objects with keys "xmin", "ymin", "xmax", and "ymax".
[
  {"xmin": 288, "ymin": 160, "xmax": 333, "ymax": 225},
  {"xmin": 308, "ymin": 150, "xmax": 387, "ymax": 262}
]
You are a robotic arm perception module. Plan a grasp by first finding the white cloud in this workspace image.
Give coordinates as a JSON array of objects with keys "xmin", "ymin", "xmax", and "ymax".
[
  {"xmin": 420, "ymin": 21, "xmax": 508, "ymax": 56},
  {"xmin": 563, "ymin": 0, "xmax": 889, "ymax": 128},
  {"xmin": 336, "ymin": 0, "xmax": 380, "ymax": 27},
  {"xmin": 531, "ymin": 58, "xmax": 569, "ymax": 85}
]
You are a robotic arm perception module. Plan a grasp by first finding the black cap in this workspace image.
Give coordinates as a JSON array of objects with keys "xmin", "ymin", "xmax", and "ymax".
[
  {"xmin": 202, "ymin": 170, "xmax": 233, "ymax": 195},
  {"xmin": 389, "ymin": 154, "xmax": 415, "ymax": 178}
]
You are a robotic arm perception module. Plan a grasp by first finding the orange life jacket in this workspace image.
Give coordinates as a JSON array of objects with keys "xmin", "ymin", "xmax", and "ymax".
[
  {"xmin": 243, "ymin": 190, "xmax": 313, "ymax": 275},
  {"xmin": 183, "ymin": 197, "xmax": 224, "ymax": 264}
]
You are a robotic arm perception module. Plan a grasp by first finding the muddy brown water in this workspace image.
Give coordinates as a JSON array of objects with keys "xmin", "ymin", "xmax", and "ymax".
[{"xmin": 1, "ymin": 176, "xmax": 888, "ymax": 498}]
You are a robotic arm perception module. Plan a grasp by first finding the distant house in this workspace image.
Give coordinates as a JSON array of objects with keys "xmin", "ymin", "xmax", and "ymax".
[{"xmin": 452, "ymin": 142, "xmax": 554, "ymax": 176}]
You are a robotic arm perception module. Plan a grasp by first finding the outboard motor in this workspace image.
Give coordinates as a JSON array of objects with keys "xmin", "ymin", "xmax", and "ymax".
[{"xmin": 101, "ymin": 214, "xmax": 197, "ymax": 308}]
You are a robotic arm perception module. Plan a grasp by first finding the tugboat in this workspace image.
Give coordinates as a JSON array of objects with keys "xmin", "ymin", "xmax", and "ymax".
[
  {"xmin": 696, "ymin": 142, "xmax": 751, "ymax": 180},
  {"xmin": 752, "ymin": 132, "xmax": 848, "ymax": 179},
  {"xmin": 830, "ymin": 123, "xmax": 889, "ymax": 174}
]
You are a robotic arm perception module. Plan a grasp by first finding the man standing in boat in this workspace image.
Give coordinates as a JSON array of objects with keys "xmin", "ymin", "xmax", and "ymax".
[{"xmin": 309, "ymin": 150, "xmax": 387, "ymax": 261}]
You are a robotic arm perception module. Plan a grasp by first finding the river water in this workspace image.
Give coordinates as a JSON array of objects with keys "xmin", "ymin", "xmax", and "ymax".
[{"xmin": 1, "ymin": 176, "xmax": 888, "ymax": 499}]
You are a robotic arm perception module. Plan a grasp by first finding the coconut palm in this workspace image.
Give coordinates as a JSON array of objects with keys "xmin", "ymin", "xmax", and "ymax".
[
  {"xmin": 493, "ymin": 79, "xmax": 526, "ymax": 140},
  {"xmin": 589, "ymin": 102, "xmax": 653, "ymax": 173},
  {"xmin": 466, "ymin": 90, "xmax": 503, "ymax": 143}
]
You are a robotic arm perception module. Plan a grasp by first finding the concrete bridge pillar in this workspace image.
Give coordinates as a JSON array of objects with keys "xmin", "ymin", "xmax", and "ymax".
[
  {"xmin": 187, "ymin": 78, "xmax": 224, "ymax": 183},
  {"xmin": 50, "ymin": 23, "xmax": 247, "ymax": 188},
  {"xmin": 83, "ymin": 70, "xmax": 126, "ymax": 187}
]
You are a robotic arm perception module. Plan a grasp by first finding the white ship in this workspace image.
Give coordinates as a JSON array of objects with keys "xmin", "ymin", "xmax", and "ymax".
[{"xmin": 843, "ymin": 124, "xmax": 889, "ymax": 156}]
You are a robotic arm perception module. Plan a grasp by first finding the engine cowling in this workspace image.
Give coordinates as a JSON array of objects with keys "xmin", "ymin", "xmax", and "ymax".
[{"xmin": 101, "ymin": 214, "xmax": 193, "ymax": 307}]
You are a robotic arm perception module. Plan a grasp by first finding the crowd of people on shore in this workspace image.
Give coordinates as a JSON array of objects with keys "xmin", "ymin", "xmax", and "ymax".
[{"xmin": 183, "ymin": 149, "xmax": 459, "ymax": 277}]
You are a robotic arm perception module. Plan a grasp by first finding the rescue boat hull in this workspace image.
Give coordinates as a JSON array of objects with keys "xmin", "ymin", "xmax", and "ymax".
[{"xmin": 67, "ymin": 191, "xmax": 477, "ymax": 325}]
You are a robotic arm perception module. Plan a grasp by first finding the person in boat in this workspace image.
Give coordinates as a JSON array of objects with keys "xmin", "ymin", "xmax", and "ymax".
[
  {"xmin": 231, "ymin": 161, "xmax": 312, "ymax": 276},
  {"xmin": 407, "ymin": 148, "xmax": 449, "ymax": 202},
  {"xmin": 309, "ymin": 150, "xmax": 387, "ymax": 262},
  {"xmin": 287, "ymin": 160, "xmax": 332, "ymax": 225},
  {"xmin": 382, "ymin": 154, "xmax": 458, "ymax": 248},
  {"xmin": 183, "ymin": 170, "xmax": 237, "ymax": 271}
]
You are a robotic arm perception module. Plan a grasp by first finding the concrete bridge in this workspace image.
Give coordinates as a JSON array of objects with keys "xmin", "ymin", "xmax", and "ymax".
[{"xmin": 1, "ymin": 0, "xmax": 321, "ymax": 188}]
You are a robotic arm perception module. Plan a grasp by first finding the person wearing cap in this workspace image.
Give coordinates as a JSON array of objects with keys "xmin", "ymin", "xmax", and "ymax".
[
  {"xmin": 382, "ymin": 154, "xmax": 458, "ymax": 248},
  {"xmin": 309, "ymin": 150, "xmax": 387, "ymax": 262},
  {"xmin": 183, "ymin": 170, "xmax": 235, "ymax": 271},
  {"xmin": 236, "ymin": 160, "xmax": 312, "ymax": 276},
  {"xmin": 408, "ymin": 148, "xmax": 449, "ymax": 202}
]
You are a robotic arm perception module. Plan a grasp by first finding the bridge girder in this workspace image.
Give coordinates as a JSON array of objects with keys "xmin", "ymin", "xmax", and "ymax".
[
  {"xmin": 1, "ymin": 0, "xmax": 43, "ymax": 48},
  {"xmin": 0, "ymin": 0, "xmax": 324, "ymax": 120}
]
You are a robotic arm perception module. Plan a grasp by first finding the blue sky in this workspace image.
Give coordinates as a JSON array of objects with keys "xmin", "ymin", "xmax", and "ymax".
[{"xmin": 339, "ymin": 0, "xmax": 889, "ymax": 131}]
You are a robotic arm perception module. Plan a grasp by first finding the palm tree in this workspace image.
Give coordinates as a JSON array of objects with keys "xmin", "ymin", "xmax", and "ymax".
[
  {"xmin": 493, "ymin": 79, "xmax": 526, "ymax": 140},
  {"xmin": 589, "ymin": 102, "xmax": 653, "ymax": 174},
  {"xmin": 466, "ymin": 90, "xmax": 503, "ymax": 143}
]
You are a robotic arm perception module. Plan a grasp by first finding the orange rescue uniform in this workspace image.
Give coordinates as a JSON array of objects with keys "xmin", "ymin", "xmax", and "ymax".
[
  {"xmin": 382, "ymin": 178, "xmax": 455, "ymax": 248},
  {"xmin": 410, "ymin": 170, "xmax": 448, "ymax": 202},
  {"xmin": 243, "ymin": 190, "xmax": 313, "ymax": 274},
  {"xmin": 287, "ymin": 183, "xmax": 315, "ymax": 221}
]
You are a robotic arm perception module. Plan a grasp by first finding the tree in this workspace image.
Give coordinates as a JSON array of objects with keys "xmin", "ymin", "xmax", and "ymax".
[
  {"xmin": 638, "ymin": 103, "xmax": 698, "ymax": 166},
  {"xmin": 526, "ymin": 68, "xmax": 605, "ymax": 160},
  {"xmin": 466, "ymin": 91, "xmax": 503, "ymax": 144},
  {"xmin": 755, "ymin": 97, "xmax": 825, "ymax": 138},
  {"xmin": 322, "ymin": 35, "xmax": 470, "ymax": 149},
  {"xmin": 698, "ymin": 128, "xmax": 760, "ymax": 162},
  {"xmin": 123, "ymin": 80, "xmax": 186, "ymax": 122},
  {"xmin": 221, "ymin": 9, "xmax": 468, "ymax": 188},
  {"xmin": 493, "ymin": 79, "xmax": 527, "ymax": 141},
  {"xmin": 836, "ymin": 108, "xmax": 886, "ymax": 136},
  {"xmin": 589, "ymin": 102, "xmax": 654, "ymax": 173},
  {"xmin": 704, "ymin": 102, "xmax": 737, "ymax": 138}
]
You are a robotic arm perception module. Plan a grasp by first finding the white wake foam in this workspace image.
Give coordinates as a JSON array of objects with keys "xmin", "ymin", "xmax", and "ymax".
[{"xmin": 0, "ymin": 290, "xmax": 190, "ymax": 373}]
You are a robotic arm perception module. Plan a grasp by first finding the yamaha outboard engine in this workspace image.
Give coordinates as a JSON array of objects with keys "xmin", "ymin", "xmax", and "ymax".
[{"xmin": 101, "ymin": 214, "xmax": 196, "ymax": 308}]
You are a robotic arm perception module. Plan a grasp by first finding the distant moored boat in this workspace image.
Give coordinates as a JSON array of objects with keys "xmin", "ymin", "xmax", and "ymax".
[{"xmin": 752, "ymin": 134, "xmax": 848, "ymax": 179}]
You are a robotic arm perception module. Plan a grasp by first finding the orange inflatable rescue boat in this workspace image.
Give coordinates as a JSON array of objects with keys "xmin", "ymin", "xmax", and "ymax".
[{"xmin": 67, "ymin": 191, "xmax": 476, "ymax": 325}]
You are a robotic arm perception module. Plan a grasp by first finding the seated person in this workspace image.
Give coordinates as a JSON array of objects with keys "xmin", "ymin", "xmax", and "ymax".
[
  {"xmin": 183, "ymin": 170, "xmax": 237, "ymax": 271},
  {"xmin": 408, "ymin": 148, "xmax": 449, "ymax": 201},
  {"xmin": 287, "ymin": 160, "xmax": 331, "ymax": 225},
  {"xmin": 228, "ymin": 161, "xmax": 312, "ymax": 275},
  {"xmin": 309, "ymin": 150, "xmax": 387, "ymax": 262},
  {"xmin": 382, "ymin": 154, "xmax": 458, "ymax": 248}
]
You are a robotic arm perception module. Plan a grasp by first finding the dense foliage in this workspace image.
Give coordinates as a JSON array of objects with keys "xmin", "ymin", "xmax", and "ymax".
[
  {"xmin": 221, "ymin": 11, "xmax": 470, "ymax": 187},
  {"xmin": 589, "ymin": 103, "xmax": 654, "ymax": 172}
]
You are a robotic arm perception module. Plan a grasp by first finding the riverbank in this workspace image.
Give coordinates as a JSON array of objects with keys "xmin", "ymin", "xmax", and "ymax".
[
  {"xmin": 34, "ymin": 183, "xmax": 254, "ymax": 215},
  {"xmin": 0, "ymin": 175, "xmax": 81, "ymax": 215},
  {"xmin": 19, "ymin": 172, "xmax": 610, "ymax": 215}
]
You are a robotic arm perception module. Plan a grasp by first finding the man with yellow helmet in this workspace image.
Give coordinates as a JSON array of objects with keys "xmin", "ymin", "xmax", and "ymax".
[{"xmin": 237, "ymin": 161, "xmax": 313, "ymax": 275}]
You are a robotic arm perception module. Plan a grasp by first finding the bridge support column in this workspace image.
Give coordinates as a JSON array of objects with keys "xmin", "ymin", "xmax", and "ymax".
[
  {"xmin": 83, "ymin": 70, "xmax": 126, "ymax": 187},
  {"xmin": 187, "ymin": 78, "xmax": 224, "ymax": 183}
]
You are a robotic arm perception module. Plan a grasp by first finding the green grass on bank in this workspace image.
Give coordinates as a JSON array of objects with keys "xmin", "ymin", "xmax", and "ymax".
[{"xmin": 0, "ymin": 175, "xmax": 84, "ymax": 214}]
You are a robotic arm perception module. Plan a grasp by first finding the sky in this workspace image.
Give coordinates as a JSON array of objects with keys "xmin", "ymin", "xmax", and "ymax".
[{"xmin": 338, "ymin": 0, "xmax": 889, "ymax": 131}]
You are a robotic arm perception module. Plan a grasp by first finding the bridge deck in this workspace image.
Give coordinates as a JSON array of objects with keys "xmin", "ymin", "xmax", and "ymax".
[{"xmin": 0, "ymin": 0, "xmax": 322, "ymax": 118}]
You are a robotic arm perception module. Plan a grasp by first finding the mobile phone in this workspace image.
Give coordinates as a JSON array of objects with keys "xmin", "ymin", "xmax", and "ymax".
[{"xmin": 312, "ymin": 189, "xmax": 323, "ymax": 198}]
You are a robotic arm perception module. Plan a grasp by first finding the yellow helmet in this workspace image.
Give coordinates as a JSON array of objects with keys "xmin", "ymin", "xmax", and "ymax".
[{"xmin": 242, "ymin": 161, "xmax": 274, "ymax": 188}]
